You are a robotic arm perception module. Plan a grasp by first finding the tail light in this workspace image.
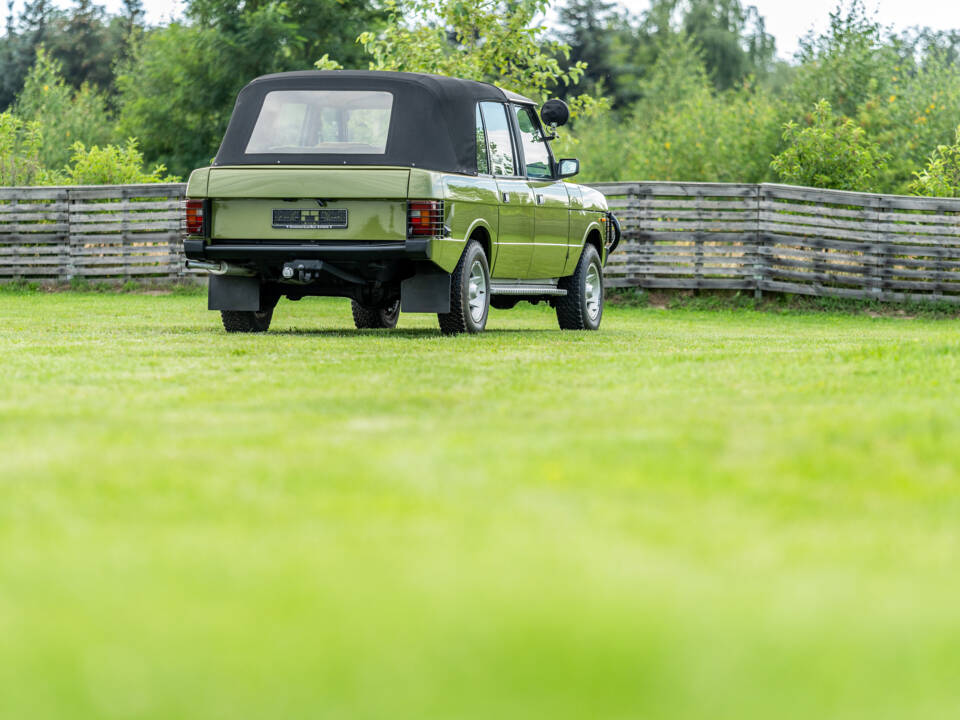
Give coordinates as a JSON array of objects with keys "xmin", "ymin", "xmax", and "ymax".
[
  {"xmin": 407, "ymin": 200, "xmax": 444, "ymax": 237},
  {"xmin": 185, "ymin": 199, "xmax": 204, "ymax": 236}
]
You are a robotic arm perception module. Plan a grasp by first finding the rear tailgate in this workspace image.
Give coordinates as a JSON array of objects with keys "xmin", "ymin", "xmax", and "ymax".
[{"xmin": 208, "ymin": 167, "xmax": 410, "ymax": 242}]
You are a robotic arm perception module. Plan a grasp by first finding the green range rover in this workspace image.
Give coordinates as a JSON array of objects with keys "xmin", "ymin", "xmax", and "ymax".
[{"xmin": 183, "ymin": 70, "xmax": 620, "ymax": 334}]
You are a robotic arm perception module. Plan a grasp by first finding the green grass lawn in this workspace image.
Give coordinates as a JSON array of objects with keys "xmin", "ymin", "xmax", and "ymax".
[{"xmin": 2, "ymin": 290, "xmax": 960, "ymax": 719}]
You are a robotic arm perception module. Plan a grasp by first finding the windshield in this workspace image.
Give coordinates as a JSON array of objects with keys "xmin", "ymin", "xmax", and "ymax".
[{"xmin": 245, "ymin": 90, "xmax": 394, "ymax": 155}]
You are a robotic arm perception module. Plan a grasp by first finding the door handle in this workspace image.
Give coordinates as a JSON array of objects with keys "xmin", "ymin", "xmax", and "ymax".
[
  {"xmin": 501, "ymin": 192, "xmax": 510, "ymax": 203},
  {"xmin": 536, "ymin": 194, "xmax": 545, "ymax": 205}
]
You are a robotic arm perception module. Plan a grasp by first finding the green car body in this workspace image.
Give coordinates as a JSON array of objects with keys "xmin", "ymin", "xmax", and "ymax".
[{"xmin": 184, "ymin": 71, "xmax": 618, "ymax": 334}]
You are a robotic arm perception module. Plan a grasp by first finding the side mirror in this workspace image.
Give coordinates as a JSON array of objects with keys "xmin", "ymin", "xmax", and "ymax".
[
  {"xmin": 540, "ymin": 99, "xmax": 570, "ymax": 128},
  {"xmin": 557, "ymin": 158, "xmax": 579, "ymax": 179}
]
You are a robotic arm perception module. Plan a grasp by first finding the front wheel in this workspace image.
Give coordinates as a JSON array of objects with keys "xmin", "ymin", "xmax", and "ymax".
[
  {"xmin": 556, "ymin": 244, "xmax": 603, "ymax": 330},
  {"xmin": 221, "ymin": 309, "xmax": 273, "ymax": 333},
  {"xmin": 351, "ymin": 299, "xmax": 400, "ymax": 329},
  {"xmin": 438, "ymin": 240, "xmax": 489, "ymax": 335}
]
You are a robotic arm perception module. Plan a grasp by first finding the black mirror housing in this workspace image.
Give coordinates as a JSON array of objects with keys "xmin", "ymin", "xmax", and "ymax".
[
  {"xmin": 557, "ymin": 158, "xmax": 580, "ymax": 179},
  {"xmin": 541, "ymin": 99, "xmax": 570, "ymax": 128}
]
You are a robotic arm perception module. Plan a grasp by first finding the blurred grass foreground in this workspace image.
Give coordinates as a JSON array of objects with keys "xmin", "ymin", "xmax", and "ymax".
[{"xmin": 2, "ymin": 291, "xmax": 960, "ymax": 719}]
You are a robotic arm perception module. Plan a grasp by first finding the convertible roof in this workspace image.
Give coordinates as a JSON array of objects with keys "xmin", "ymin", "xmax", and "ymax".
[{"xmin": 213, "ymin": 70, "xmax": 536, "ymax": 174}]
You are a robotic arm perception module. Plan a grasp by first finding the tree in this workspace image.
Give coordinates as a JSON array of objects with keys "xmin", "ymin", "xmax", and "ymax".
[
  {"xmin": 790, "ymin": 0, "xmax": 898, "ymax": 119},
  {"xmin": 347, "ymin": 0, "xmax": 604, "ymax": 117},
  {"xmin": 13, "ymin": 46, "xmax": 114, "ymax": 169},
  {"xmin": 678, "ymin": 0, "xmax": 776, "ymax": 89},
  {"xmin": 117, "ymin": 1, "xmax": 380, "ymax": 177},
  {"xmin": 116, "ymin": 0, "xmax": 143, "ymax": 63},
  {"xmin": 0, "ymin": 0, "xmax": 21, "ymax": 107},
  {"xmin": 55, "ymin": 0, "xmax": 112, "ymax": 90}
]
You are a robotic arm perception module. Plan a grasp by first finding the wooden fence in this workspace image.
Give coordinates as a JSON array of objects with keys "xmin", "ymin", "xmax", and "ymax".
[
  {"xmin": 0, "ymin": 183, "xmax": 188, "ymax": 282},
  {"xmin": 4, "ymin": 180, "xmax": 960, "ymax": 304},
  {"xmin": 592, "ymin": 182, "xmax": 960, "ymax": 303}
]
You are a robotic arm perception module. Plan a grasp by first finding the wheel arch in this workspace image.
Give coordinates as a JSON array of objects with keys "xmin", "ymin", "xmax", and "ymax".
[
  {"xmin": 569, "ymin": 220, "xmax": 605, "ymax": 270},
  {"xmin": 584, "ymin": 225, "xmax": 604, "ymax": 263},
  {"xmin": 465, "ymin": 218, "xmax": 495, "ymax": 265}
]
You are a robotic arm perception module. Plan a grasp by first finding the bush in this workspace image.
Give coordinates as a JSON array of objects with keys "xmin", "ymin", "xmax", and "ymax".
[
  {"xmin": 909, "ymin": 126, "xmax": 960, "ymax": 197},
  {"xmin": 0, "ymin": 112, "xmax": 46, "ymax": 186},
  {"xmin": 770, "ymin": 100, "xmax": 886, "ymax": 191},
  {"xmin": 62, "ymin": 139, "xmax": 178, "ymax": 185}
]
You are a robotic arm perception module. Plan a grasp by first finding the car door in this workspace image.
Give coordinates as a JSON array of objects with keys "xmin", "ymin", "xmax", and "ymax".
[
  {"xmin": 479, "ymin": 101, "xmax": 535, "ymax": 279},
  {"xmin": 511, "ymin": 103, "xmax": 570, "ymax": 279}
]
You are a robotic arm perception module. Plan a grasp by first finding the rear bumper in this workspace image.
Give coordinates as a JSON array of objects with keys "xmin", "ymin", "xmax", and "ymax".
[{"xmin": 184, "ymin": 237, "xmax": 431, "ymax": 263}]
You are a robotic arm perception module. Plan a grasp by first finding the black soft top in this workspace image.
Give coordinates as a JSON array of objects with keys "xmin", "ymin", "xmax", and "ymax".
[{"xmin": 213, "ymin": 70, "xmax": 535, "ymax": 174}]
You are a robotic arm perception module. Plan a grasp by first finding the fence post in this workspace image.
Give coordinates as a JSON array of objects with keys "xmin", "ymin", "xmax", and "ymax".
[
  {"xmin": 65, "ymin": 187, "xmax": 77, "ymax": 282},
  {"xmin": 633, "ymin": 183, "xmax": 649, "ymax": 291},
  {"xmin": 694, "ymin": 188, "xmax": 704, "ymax": 292},
  {"xmin": 753, "ymin": 184, "xmax": 763, "ymax": 300},
  {"xmin": 872, "ymin": 196, "xmax": 884, "ymax": 301}
]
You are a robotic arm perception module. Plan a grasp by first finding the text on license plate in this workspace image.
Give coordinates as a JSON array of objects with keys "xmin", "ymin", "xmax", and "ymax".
[{"xmin": 272, "ymin": 208, "xmax": 348, "ymax": 229}]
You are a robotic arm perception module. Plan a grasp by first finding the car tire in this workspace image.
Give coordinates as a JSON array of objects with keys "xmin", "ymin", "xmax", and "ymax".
[
  {"xmin": 438, "ymin": 240, "xmax": 489, "ymax": 335},
  {"xmin": 351, "ymin": 298, "xmax": 400, "ymax": 329},
  {"xmin": 556, "ymin": 243, "xmax": 603, "ymax": 330},
  {"xmin": 221, "ymin": 309, "xmax": 273, "ymax": 333}
]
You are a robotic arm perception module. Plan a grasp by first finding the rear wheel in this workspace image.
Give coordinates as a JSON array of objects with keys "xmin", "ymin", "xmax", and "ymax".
[
  {"xmin": 221, "ymin": 309, "xmax": 273, "ymax": 333},
  {"xmin": 556, "ymin": 244, "xmax": 603, "ymax": 330},
  {"xmin": 438, "ymin": 240, "xmax": 489, "ymax": 335},
  {"xmin": 351, "ymin": 298, "xmax": 400, "ymax": 329}
]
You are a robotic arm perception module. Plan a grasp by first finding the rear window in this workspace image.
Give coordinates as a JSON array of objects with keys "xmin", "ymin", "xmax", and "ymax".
[{"xmin": 245, "ymin": 90, "xmax": 394, "ymax": 155}]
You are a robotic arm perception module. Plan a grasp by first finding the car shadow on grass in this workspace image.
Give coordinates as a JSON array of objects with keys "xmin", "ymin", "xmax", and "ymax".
[
  {"xmin": 155, "ymin": 325, "xmax": 542, "ymax": 338},
  {"xmin": 268, "ymin": 327, "xmax": 535, "ymax": 338}
]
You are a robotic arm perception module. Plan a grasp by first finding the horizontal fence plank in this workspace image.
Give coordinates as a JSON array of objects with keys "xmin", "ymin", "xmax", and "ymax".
[
  {"xmin": 0, "ymin": 188, "xmax": 69, "ymax": 201},
  {"xmin": 69, "ymin": 200, "xmax": 183, "ymax": 212}
]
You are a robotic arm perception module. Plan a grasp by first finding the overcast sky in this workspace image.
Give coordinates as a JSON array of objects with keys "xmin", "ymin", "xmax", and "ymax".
[{"xmin": 4, "ymin": 1, "xmax": 960, "ymax": 62}]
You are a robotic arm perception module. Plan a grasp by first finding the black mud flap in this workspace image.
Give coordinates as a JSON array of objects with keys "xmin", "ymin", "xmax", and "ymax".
[
  {"xmin": 401, "ymin": 265, "xmax": 451, "ymax": 313},
  {"xmin": 208, "ymin": 275, "xmax": 265, "ymax": 311}
]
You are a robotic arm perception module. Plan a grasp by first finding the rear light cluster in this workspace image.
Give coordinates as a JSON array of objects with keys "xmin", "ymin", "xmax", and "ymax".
[
  {"xmin": 185, "ymin": 199, "xmax": 204, "ymax": 236},
  {"xmin": 407, "ymin": 200, "xmax": 444, "ymax": 237}
]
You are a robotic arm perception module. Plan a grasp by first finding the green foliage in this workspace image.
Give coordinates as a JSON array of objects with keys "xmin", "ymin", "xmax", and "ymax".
[
  {"xmin": 62, "ymin": 139, "xmax": 177, "ymax": 185},
  {"xmin": 346, "ymin": 0, "xmax": 606, "ymax": 117},
  {"xmin": 771, "ymin": 100, "xmax": 886, "ymax": 191},
  {"xmin": 0, "ymin": 111, "xmax": 46, "ymax": 185},
  {"xmin": 909, "ymin": 126, "xmax": 960, "ymax": 197},
  {"xmin": 13, "ymin": 47, "xmax": 115, "ymax": 169}
]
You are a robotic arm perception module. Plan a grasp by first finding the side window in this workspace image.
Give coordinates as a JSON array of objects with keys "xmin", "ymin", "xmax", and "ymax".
[
  {"xmin": 479, "ymin": 102, "xmax": 516, "ymax": 176},
  {"xmin": 475, "ymin": 105, "xmax": 489, "ymax": 174},
  {"xmin": 513, "ymin": 105, "xmax": 551, "ymax": 179}
]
